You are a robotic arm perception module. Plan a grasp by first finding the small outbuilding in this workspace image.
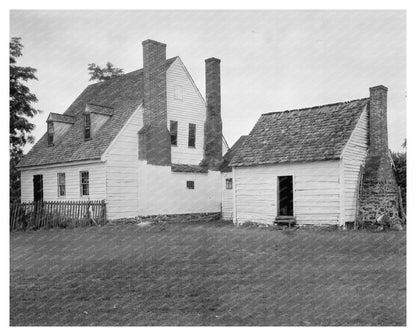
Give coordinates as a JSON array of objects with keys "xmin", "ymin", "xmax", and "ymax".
[{"xmin": 229, "ymin": 86, "xmax": 401, "ymax": 227}]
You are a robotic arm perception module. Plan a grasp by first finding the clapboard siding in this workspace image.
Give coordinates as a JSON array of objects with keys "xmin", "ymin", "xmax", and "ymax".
[
  {"xmin": 20, "ymin": 161, "xmax": 106, "ymax": 202},
  {"xmin": 234, "ymin": 160, "xmax": 341, "ymax": 226},
  {"xmin": 103, "ymin": 107, "xmax": 142, "ymax": 219},
  {"xmin": 137, "ymin": 162, "xmax": 221, "ymax": 216},
  {"xmin": 222, "ymin": 172, "xmax": 233, "ymax": 220},
  {"xmin": 342, "ymin": 106, "xmax": 368, "ymax": 222},
  {"xmin": 166, "ymin": 58, "xmax": 206, "ymax": 165}
]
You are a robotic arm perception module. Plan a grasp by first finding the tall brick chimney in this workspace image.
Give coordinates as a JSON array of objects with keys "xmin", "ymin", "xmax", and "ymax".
[
  {"xmin": 140, "ymin": 39, "xmax": 171, "ymax": 166},
  {"xmin": 359, "ymin": 85, "xmax": 401, "ymax": 226},
  {"xmin": 203, "ymin": 57, "xmax": 223, "ymax": 170}
]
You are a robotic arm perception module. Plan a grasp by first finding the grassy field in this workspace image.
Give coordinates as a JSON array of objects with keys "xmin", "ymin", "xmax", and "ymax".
[{"xmin": 10, "ymin": 221, "xmax": 406, "ymax": 326}]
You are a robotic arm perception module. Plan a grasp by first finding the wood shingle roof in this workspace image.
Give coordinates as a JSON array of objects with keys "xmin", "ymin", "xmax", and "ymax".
[
  {"xmin": 230, "ymin": 98, "xmax": 369, "ymax": 167},
  {"xmin": 18, "ymin": 57, "xmax": 178, "ymax": 168}
]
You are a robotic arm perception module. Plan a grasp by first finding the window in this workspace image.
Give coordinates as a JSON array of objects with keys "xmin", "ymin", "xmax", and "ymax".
[
  {"xmin": 226, "ymin": 178, "xmax": 233, "ymax": 190},
  {"xmin": 57, "ymin": 173, "xmax": 66, "ymax": 197},
  {"xmin": 186, "ymin": 181, "xmax": 195, "ymax": 189},
  {"xmin": 170, "ymin": 120, "xmax": 178, "ymax": 146},
  {"xmin": 84, "ymin": 113, "xmax": 91, "ymax": 140},
  {"xmin": 174, "ymin": 85, "xmax": 183, "ymax": 100},
  {"xmin": 188, "ymin": 123, "xmax": 196, "ymax": 148},
  {"xmin": 47, "ymin": 122, "xmax": 54, "ymax": 146},
  {"xmin": 80, "ymin": 171, "xmax": 89, "ymax": 196}
]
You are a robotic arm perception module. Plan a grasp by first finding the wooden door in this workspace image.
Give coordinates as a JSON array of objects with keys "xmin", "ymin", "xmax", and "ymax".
[{"xmin": 33, "ymin": 174, "xmax": 43, "ymax": 202}]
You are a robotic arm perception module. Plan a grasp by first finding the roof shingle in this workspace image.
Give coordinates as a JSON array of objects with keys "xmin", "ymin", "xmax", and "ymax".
[
  {"xmin": 18, "ymin": 57, "xmax": 178, "ymax": 168},
  {"xmin": 230, "ymin": 98, "xmax": 369, "ymax": 167}
]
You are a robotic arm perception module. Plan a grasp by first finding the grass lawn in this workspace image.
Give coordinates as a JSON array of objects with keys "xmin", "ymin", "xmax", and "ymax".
[{"xmin": 10, "ymin": 221, "xmax": 406, "ymax": 326}]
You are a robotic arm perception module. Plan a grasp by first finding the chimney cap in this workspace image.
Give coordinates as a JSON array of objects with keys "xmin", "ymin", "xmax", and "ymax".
[
  {"xmin": 205, "ymin": 57, "xmax": 221, "ymax": 63},
  {"xmin": 142, "ymin": 39, "xmax": 167, "ymax": 47},
  {"xmin": 370, "ymin": 85, "xmax": 388, "ymax": 92}
]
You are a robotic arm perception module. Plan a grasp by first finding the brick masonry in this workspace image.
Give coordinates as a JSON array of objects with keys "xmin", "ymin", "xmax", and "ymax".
[
  {"xmin": 358, "ymin": 86, "xmax": 401, "ymax": 226},
  {"xmin": 141, "ymin": 39, "xmax": 171, "ymax": 166},
  {"xmin": 202, "ymin": 58, "xmax": 223, "ymax": 170}
]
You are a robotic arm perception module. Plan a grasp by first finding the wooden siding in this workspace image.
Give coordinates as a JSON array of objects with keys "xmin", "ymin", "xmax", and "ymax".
[
  {"xmin": 91, "ymin": 113, "xmax": 111, "ymax": 138},
  {"xmin": 20, "ymin": 161, "xmax": 106, "ymax": 202},
  {"xmin": 166, "ymin": 58, "xmax": 207, "ymax": 165},
  {"xmin": 103, "ymin": 107, "xmax": 142, "ymax": 219},
  {"xmin": 234, "ymin": 161, "xmax": 341, "ymax": 226},
  {"xmin": 222, "ymin": 172, "xmax": 233, "ymax": 220},
  {"xmin": 138, "ymin": 162, "xmax": 221, "ymax": 216},
  {"xmin": 341, "ymin": 106, "xmax": 368, "ymax": 222},
  {"xmin": 53, "ymin": 122, "xmax": 72, "ymax": 144}
]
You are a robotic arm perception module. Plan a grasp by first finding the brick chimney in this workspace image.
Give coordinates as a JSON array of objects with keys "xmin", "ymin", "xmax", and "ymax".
[
  {"xmin": 203, "ymin": 57, "xmax": 223, "ymax": 170},
  {"xmin": 140, "ymin": 39, "xmax": 171, "ymax": 166},
  {"xmin": 358, "ymin": 85, "xmax": 401, "ymax": 226}
]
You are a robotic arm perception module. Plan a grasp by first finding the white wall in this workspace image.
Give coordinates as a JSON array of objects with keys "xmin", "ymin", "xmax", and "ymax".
[
  {"xmin": 102, "ymin": 107, "xmax": 142, "ymax": 219},
  {"xmin": 341, "ymin": 107, "xmax": 368, "ymax": 222},
  {"xmin": 138, "ymin": 161, "xmax": 221, "ymax": 216},
  {"xmin": 20, "ymin": 161, "xmax": 106, "ymax": 202},
  {"xmin": 166, "ymin": 58, "xmax": 207, "ymax": 165},
  {"xmin": 233, "ymin": 160, "xmax": 341, "ymax": 226},
  {"xmin": 221, "ymin": 172, "xmax": 234, "ymax": 220}
]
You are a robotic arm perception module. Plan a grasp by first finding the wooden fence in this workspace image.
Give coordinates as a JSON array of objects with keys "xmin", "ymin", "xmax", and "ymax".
[{"xmin": 10, "ymin": 200, "xmax": 106, "ymax": 231}]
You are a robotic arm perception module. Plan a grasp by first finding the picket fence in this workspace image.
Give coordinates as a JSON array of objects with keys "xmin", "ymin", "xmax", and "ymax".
[{"xmin": 9, "ymin": 200, "xmax": 106, "ymax": 231}]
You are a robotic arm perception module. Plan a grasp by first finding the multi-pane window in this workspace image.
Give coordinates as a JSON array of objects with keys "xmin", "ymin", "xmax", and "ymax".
[
  {"xmin": 186, "ymin": 181, "xmax": 195, "ymax": 189},
  {"xmin": 80, "ymin": 171, "xmax": 89, "ymax": 196},
  {"xmin": 84, "ymin": 114, "xmax": 91, "ymax": 140},
  {"xmin": 170, "ymin": 120, "xmax": 178, "ymax": 146},
  {"xmin": 188, "ymin": 123, "xmax": 196, "ymax": 148},
  {"xmin": 226, "ymin": 178, "xmax": 233, "ymax": 190},
  {"xmin": 174, "ymin": 85, "xmax": 183, "ymax": 100},
  {"xmin": 57, "ymin": 173, "xmax": 66, "ymax": 197},
  {"xmin": 47, "ymin": 122, "xmax": 54, "ymax": 146}
]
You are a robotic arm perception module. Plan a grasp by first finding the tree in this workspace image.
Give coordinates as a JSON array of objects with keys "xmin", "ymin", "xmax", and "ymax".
[
  {"xmin": 10, "ymin": 37, "xmax": 41, "ymax": 202},
  {"xmin": 87, "ymin": 62, "xmax": 123, "ymax": 82},
  {"xmin": 391, "ymin": 138, "xmax": 407, "ymax": 213}
]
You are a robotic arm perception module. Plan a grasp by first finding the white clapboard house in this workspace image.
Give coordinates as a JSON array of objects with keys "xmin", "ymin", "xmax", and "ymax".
[
  {"xmin": 18, "ymin": 39, "xmax": 229, "ymax": 220},
  {"xmin": 228, "ymin": 86, "xmax": 400, "ymax": 227}
]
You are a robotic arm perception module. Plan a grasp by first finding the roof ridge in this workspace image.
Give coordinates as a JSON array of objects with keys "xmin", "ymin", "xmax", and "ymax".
[
  {"xmin": 262, "ymin": 97, "xmax": 369, "ymax": 116},
  {"xmin": 86, "ymin": 56, "xmax": 179, "ymax": 87}
]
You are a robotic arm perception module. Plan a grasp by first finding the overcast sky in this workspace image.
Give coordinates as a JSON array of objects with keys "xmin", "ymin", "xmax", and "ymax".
[{"xmin": 10, "ymin": 10, "xmax": 406, "ymax": 152}]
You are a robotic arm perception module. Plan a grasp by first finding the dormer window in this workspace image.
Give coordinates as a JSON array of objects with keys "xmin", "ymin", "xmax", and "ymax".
[
  {"xmin": 84, "ymin": 113, "xmax": 91, "ymax": 140},
  {"xmin": 47, "ymin": 122, "xmax": 54, "ymax": 146}
]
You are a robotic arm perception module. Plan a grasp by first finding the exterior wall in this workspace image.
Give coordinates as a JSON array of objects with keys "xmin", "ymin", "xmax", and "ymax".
[
  {"xmin": 221, "ymin": 172, "xmax": 233, "ymax": 220},
  {"xmin": 138, "ymin": 161, "xmax": 221, "ymax": 216},
  {"xmin": 53, "ymin": 122, "xmax": 72, "ymax": 143},
  {"xmin": 233, "ymin": 160, "xmax": 341, "ymax": 226},
  {"xmin": 91, "ymin": 113, "xmax": 111, "ymax": 138},
  {"xmin": 20, "ymin": 161, "xmax": 106, "ymax": 202},
  {"xmin": 341, "ymin": 107, "xmax": 368, "ymax": 222},
  {"xmin": 167, "ymin": 58, "xmax": 207, "ymax": 165},
  {"xmin": 103, "ymin": 107, "xmax": 142, "ymax": 219}
]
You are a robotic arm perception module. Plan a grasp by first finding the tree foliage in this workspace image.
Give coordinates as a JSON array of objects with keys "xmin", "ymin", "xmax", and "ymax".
[
  {"xmin": 10, "ymin": 37, "xmax": 41, "ymax": 202},
  {"xmin": 87, "ymin": 62, "xmax": 124, "ymax": 82},
  {"xmin": 391, "ymin": 139, "xmax": 407, "ymax": 212}
]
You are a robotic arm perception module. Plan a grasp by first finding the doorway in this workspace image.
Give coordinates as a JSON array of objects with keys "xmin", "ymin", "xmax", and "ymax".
[
  {"xmin": 33, "ymin": 174, "xmax": 43, "ymax": 202},
  {"xmin": 277, "ymin": 176, "xmax": 293, "ymax": 216}
]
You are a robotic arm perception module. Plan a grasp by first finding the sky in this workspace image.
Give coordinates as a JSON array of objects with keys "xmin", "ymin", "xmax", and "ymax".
[{"xmin": 10, "ymin": 10, "xmax": 406, "ymax": 152}]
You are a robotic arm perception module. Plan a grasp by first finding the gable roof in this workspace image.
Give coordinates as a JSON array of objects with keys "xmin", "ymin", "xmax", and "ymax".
[
  {"xmin": 18, "ymin": 57, "xmax": 179, "ymax": 168},
  {"xmin": 230, "ymin": 98, "xmax": 369, "ymax": 167},
  {"xmin": 220, "ymin": 135, "xmax": 248, "ymax": 172}
]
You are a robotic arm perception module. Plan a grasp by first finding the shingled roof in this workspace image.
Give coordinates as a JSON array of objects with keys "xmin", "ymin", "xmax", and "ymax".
[
  {"xmin": 219, "ymin": 135, "xmax": 248, "ymax": 172},
  {"xmin": 230, "ymin": 98, "xmax": 369, "ymax": 167},
  {"xmin": 18, "ymin": 57, "xmax": 178, "ymax": 168}
]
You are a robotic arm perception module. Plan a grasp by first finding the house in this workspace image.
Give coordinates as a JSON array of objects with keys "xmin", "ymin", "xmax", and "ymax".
[
  {"xmin": 229, "ymin": 86, "xmax": 401, "ymax": 227},
  {"xmin": 18, "ymin": 39, "xmax": 228, "ymax": 220}
]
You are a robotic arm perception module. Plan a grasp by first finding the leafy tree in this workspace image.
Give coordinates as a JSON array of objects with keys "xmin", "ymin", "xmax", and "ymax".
[
  {"xmin": 10, "ymin": 37, "xmax": 41, "ymax": 202},
  {"xmin": 391, "ymin": 138, "xmax": 407, "ymax": 213},
  {"xmin": 87, "ymin": 62, "xmax": 123, "ymax": 82}
]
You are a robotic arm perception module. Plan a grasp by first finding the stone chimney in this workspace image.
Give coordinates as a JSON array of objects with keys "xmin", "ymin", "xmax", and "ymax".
[
  {"xmin": 140, "ymin": 39, "xmax": 171, "ymax": 166},
  {"xmin": 203, "ymin": 57, "xmax": 223, "ymax": 170},
  {"xmin": 359, "ymin": 85, "xmax": 401, "ymax": 226}
]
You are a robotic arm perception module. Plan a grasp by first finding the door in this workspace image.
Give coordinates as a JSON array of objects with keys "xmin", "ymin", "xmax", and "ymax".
[
  {"xmin": 277, "ymin": 176, "xmax": 293, "ymax": 216},
  {"xmin": 33, "ymin": 174, "xmax": 43, "ymax": 202}
]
